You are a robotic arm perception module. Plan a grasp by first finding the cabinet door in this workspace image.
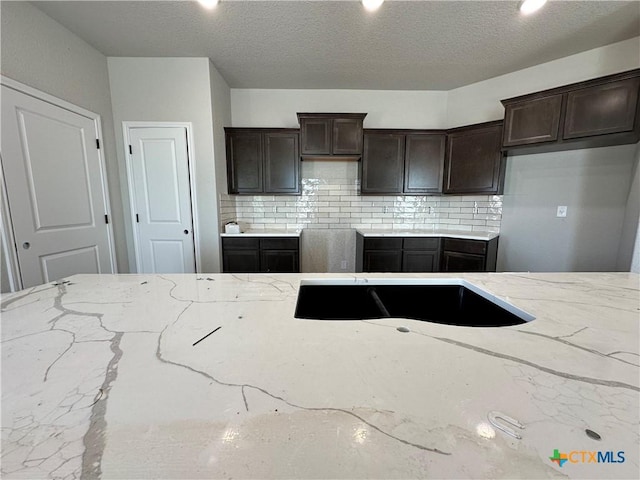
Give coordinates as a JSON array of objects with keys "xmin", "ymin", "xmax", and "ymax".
[
  {"xmin": 361, "ymin": 133, "xmax": 404, "ymax": 194},
  {"xmin": 563, "ymin": 77, "xmax": 640, "ymax": 140},
  {"xmin": 404, "ymin": 134, "xmax": 445, "ymax": 194},
  {"xmin": 444, "ymin": 124, "xmax": 503, "ymax": 194},
  {"xmin": 402, "ymin": 251, "xmax": 438, "ymax": 272},
  {"xmin": 502, "ymin": 95, "xmax": 563, "ymax": 146},
  {"xmin": 226, "ymin": 131, "xmax": 263, "ymax": 194},
  {"xmin": 300, "ymin": 118, "xmax": 331, "ymax": 154},
  {"xmin": 261, "ymin": 250, "xmax": 299, "ymax": 273},
  {"xmin": 441, "ymin": 252, "xmax": 485, "ymax": 272},
  {"xmin": 264, "ymin": 132, "xmax": 300, "ymax": 194},
  {"xmin": 363, "ymin": 251, "xmax": 402, "ymax": 272},
  {"xmin": 223, "ymin": 249, "xmax": 260, "ymax": 273},
  {"xmin": 333, "ymin": 118, "xmax": 363, "ymax": 154}
]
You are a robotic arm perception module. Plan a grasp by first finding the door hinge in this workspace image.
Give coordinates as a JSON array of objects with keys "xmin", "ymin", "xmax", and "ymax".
[
  {"xmin": 96, "ymin": 139, "xmax": 100, "ymax": 149},
  {"xmin": 136, "ymin": 214, "xmax": 139, "ymax": 223},
  {"xmin": 129, "ymin": 145, "xmax": 133, "ymax": 155},
  {"xmin": 104, "ymin": 214, "xmax": 109, "ymax": 224}
]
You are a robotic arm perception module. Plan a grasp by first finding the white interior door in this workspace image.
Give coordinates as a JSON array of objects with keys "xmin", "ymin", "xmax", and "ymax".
[
  {"xmin": 128, "ymin": 126, "xmax": 195, "ymax": 273},
  {"xmin": 1, "ymin": 85, "xmax": 115, "ymax": 288}
]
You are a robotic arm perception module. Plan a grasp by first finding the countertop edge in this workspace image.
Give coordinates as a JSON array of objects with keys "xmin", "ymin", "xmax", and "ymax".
[{"xmin": 355, "ymin": 229, "xmax": 499, "ymax": 241}]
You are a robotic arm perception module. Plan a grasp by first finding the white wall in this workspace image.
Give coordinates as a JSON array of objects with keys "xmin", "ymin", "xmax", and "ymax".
[
  {"xmin": 616, "ymin": 143, "xmax": 640, "ymax": 271},
  {"xmin": 0, "ymin": 1, "xmax": 128, "ymax": 280},
  {"xmin": 497, "ymin": 145, "xmax": 637, "ymax": 272},
  {"xmin": 107, "ymin": 57, "xmax": 226, "ymax": 273},
  {"xmin": 231, "ymin": 89, "xmax": 448, "ymax": 128},
  {"xmin": 209, "ymin": 60, "xmax": 233, "ymax": 267},
  {"xmin": 631, "ymin": 223, "xmax": 640, "ymax": 273},
  {"xmin": 209, "ymin": 61, "xmax": 233, "ymax": 214},
  {"xmin": 446, "ymin": 37, "xmax": 640, "ymax": 127}
]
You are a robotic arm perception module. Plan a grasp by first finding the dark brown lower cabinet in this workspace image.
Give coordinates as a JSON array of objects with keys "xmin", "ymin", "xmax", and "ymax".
[
  {"xmin": 403, "ymin": 250, "xmax": 439, "ymax": 272},
  {"xmin": 364, "ymin": 250, "xmax": 403, "ymax": 272},
  {"xmin": 357, "ymin": 235, "xmax": 441, "ymax": 273},
  {"xmin": 223, "ymin": 249, "xmax": 261, "ymax": 273},
  {"xmin": 356, "ymin": 233, "xmax": 498, "ymax": 273},
  {"xmin": 222, "ymin": 237, "xmax": 300, "ymax": 273},
  {"xmin": 441, "ymin": 252, "xmax": 486, "ymax": 272},
  {"xmin": 361, "ymin": 237, "xmax": 402, "ymax": 272},
  {"xmin": 441, "ymin": 237, "xmax": 498, "ymax": 272},
  {"xmin": 261, "ymin": 240, "xmax": 299, "ymax": 273},
  {"xmin": 402, "ymin": 237, "xmax": 440, "ymax": 272}
]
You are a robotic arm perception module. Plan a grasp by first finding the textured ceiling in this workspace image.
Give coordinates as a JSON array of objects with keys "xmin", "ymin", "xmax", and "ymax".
[{"xmin": 31, "ymin": 0, "xmax": 640, "ymax": 90}]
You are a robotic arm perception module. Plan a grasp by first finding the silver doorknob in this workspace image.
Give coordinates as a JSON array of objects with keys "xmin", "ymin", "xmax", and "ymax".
[{"xmin": 22, "ymin": 242, "xmax": 30, "ymax": 250}]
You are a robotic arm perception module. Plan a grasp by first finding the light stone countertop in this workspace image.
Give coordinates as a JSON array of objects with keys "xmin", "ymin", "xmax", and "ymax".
[
  {"xmin": 356, "ymin": 228, "xmax": 499, "ymax": 241},
  {"xmin": 1, "ymin": 272, "xmax": 638, "ymax": 479},
  {"xmin": 220, "ymin": 228, "xmax": 302, "ymax": 237}
]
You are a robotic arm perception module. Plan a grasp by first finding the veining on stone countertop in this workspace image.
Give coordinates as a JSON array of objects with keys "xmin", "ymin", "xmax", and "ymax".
[{"xmin": 1, "ymin": 272, "xmax": 638, "ymax": 479}]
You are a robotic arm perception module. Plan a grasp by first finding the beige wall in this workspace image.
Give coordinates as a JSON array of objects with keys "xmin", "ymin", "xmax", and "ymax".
[
  {"xmin": 497, "ymin": 144, "xmax": 637, "ymax": 272},
  {"xmin": 446, "ymin": 37, "xmax": 640, "ymax": 127},
  {"xmin": 0, "ymin": 1, "xmax": 128, "ymax": 278},
  {"xmin": 620, "ymin": 143, "xmax": 640, "ymax": 272},
  {"xmin": 107, "ymin": 57, "xmax": 229, "ymax": 273},
  {"xmin": 231, "ymin": 89, "xmax": 448, "ymax": 128}
]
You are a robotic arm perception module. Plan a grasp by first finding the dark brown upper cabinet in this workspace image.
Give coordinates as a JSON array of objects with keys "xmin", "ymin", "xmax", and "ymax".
[
  {"xmin": 297, "ymin": 113, "xmax": 367, "ymax": 159},
  {"xmin": 361, "ymin": 131, "xmax": 404, "ymax": 194},
  {"xmin": 225, "ymin": 128, "xmax": 300, "ymax": 195},
  {"xmin": 405, "ymin": 134, "xmax": 445, "ymax": 194},
  {"xmin": 361, "ymin": 130, "xmax": 445, "ymax": 195},
  {"xmin": 444, "ymin": 121, "xmax": 504, "ymax": 195},
  {"xmin": 501, "ymin": 69, "xmax": 640, "ymax": 155},
  {"xmin": 502, "ymin": 94, "xmax": 563, "ymax": 147},
  {"xmin": 563, "ymin": 77, "xmax": 640, "ymax": 140}
]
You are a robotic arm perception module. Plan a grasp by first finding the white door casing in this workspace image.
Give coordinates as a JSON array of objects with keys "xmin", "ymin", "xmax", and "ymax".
[
  {"xmin": 126, "ymin": 125, "xmax": 196, "ymax": 273},
  {"xmin": 1, "ymin": 82, "xmax": 116, "ymax": 288}
]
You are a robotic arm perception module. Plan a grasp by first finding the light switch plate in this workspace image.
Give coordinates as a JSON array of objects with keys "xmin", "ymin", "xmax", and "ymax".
[{"xmin": 557, "ymin": 206, "xmax": 568, "ymax": 218}]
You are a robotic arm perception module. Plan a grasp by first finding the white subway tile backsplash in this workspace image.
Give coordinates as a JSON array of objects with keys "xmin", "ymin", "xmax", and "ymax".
[{"xmin": 219, "ymin": 176, "xmax": 503, "ymax": 234}]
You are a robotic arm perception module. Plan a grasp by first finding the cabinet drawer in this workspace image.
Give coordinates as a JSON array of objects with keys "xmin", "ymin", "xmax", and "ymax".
[
  {"xmin": 260, "ymin": 237, "xmax": 299, "ymax": 250},
  {"xmin": 443, "ymin": 238, "xmax": 486, "ymax": 255},
  {"xmin": 363, "ymin": 238, "xmax": 403, "ymax": 250},
  {"xmin": 222, "ymin": 237, "xmax": 259, "ymax": 249},
  {"xmin": 403, "ymin": 237, "xmax": 440, "ymax": 250}
]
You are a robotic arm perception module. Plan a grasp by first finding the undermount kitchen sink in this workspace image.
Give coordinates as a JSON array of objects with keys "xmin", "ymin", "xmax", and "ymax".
[{"xmin": 294, "ymin": 278, "xmax": 535, "ymax": 327}]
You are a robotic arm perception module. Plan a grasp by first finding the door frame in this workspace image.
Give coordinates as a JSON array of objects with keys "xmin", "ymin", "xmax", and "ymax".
[
  {"xmin": 0, "ymin": 75, "xmax": 117, "ymax": 292},
  {"xmin": 1, "ymin": 153, "xmax": 22, "ymax": 292},
  {"xmin": 122, "ymin": 122, "xmax": 200, "ymax": 273}
]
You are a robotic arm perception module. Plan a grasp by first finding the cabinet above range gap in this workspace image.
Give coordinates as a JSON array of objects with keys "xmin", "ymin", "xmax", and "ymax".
[
  {"xmin": 297, "ymin": 113, "xmax": 367, "ymax": 161},
  {"xmin": 501, "ymin": 68, "xmax": 640, "ymax": 155}
]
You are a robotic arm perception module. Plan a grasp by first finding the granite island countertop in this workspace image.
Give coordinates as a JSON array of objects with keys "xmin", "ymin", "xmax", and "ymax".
[{"xmin": 1, "ymin": 272, "xmax": 638, "ymax": 479}]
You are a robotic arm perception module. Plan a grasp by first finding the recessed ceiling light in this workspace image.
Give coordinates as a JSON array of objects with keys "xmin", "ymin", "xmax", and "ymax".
[
  {"xmin": 519, "ymin": 0, "xmax": 547, "ymax": 15},
  {"xmin": 362, "ymin": 0, "xmax": 384, "ymax": 12},
  {"xmin": 198, "ymin": 0, "xmax": 219, "ymax": 10}
]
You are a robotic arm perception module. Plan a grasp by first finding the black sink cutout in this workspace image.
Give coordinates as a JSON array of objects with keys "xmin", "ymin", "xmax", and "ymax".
[{"xmin": 294, "ymin": 280, "xmax": 534, "ymax": 327}]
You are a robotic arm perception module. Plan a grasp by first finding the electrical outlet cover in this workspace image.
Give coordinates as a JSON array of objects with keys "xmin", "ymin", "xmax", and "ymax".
[{"xmin": 556, "ymin": 206, "xmax": 568, "ymax": 217}]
